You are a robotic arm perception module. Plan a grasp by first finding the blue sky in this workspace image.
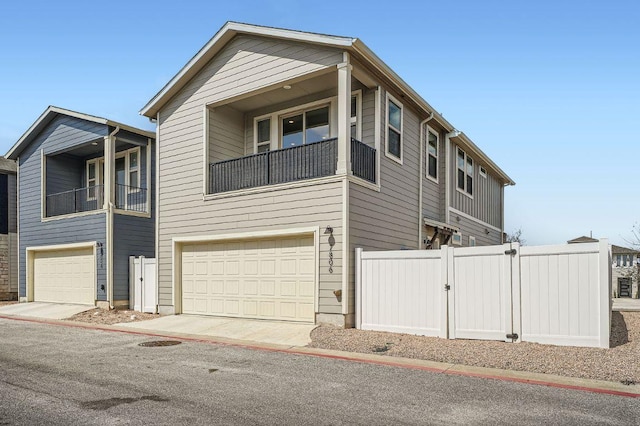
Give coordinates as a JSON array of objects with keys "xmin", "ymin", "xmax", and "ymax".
[{"xmin": 1, "ymin": 0, "xmax": 638, "ymax": 247}]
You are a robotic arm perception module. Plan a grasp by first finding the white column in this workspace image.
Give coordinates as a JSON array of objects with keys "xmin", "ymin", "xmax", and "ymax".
[
  {"xmin": 336, "ymin": 54, "xmax": 352, "ymax": 175},
  {"xmin": 103, "ymin": 135, "xmax": 114, "ymax": 209}
]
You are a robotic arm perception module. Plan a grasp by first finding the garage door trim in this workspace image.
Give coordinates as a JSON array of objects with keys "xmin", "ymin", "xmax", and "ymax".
[
  {"xmin": 26, "ymin": 241, "xmax": 97, "ymax": 303},
  {"xmin": 172, "ymin": 227, "xmax": 320, "ymax": 317}
]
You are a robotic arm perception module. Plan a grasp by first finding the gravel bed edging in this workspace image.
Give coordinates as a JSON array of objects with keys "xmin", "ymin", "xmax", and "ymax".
[{"xmin": 309, "ymin": 311, "xmax": 640, "ymax": 384}]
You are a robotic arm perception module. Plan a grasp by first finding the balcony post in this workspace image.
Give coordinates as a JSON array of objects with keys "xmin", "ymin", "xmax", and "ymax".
[
  {"xmin": 103, "ymin": 133, "xmax": 115, "ymax": 209},
  {"xmin": 336, "ymin": 53, "xmax": 352, "ymax": 175}
]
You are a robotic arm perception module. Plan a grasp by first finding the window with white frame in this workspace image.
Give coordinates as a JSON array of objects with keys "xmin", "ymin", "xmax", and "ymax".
[
  {"xmin": 386, "ymin": 94, "xmax": 403, "ymax": 161},
  {"xmin": 86, "ymin": 147, "xmax": 141, "ymax": 193},
  {"xmin": 457, "ymin": 147, "xmax": 473, "ymax": 196},
  {"xmin": 479, "ymin": 166, "xmax": 487, "ymax": 178},
  {"xmin": 469, "ymin": 235, "xmax": 476, "ymax": 247},
  {"xmin": 256, "ymin": 118, "xmax": 271, "ymax": 153},
  {"xmin": 451, "ymin": 232, "xmax": 462, "ymax": 246},
  {"xmin": 427, "ymin": 128, "xmax": 438, "ymax": 180},
  {"xmin": 350, "ymin": 92, "xmax": 361, "ymax": 140}
]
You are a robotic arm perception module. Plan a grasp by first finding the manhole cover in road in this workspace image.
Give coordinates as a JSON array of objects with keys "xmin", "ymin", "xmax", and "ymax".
[{"xmin": 138, "ymin": 340, "xmax": 182, "ymax": 347}]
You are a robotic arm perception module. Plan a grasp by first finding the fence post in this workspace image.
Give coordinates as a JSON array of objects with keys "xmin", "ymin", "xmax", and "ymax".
[
  {"xmin": 355, "ymin": 247, "xmax": 363, "ymax": 329},
  {"xmin": 598, "ymin": 238, "xmax": 611, "ymax": 348},
  {"xmin": 440, "ymin": 245, "xmax": 449, "ymax": 339},
  {"xmin": 129, "ymin": 256, "xmax": 135, "ymax": 310},
  {"xmin": 510, "ymin": 242, "xmax": 522, "ymax": 343},
  {"xmin": 446, "ymin": 245, "xmax": 455, "ymax": 340}
]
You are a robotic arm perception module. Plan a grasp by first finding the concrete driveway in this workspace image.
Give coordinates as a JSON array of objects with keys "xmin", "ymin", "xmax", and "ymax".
[
  {"xmin": 115, "ymin": 315, "xmax": 317, "ymax": 347},
  {"xmin": 0, "ymin": 302, "xmax": 94, "ymax": 320}
]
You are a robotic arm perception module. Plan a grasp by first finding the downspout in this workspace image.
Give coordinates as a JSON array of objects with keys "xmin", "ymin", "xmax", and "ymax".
[
  {"xmin": 106, "ymin": 126, "xmax": 120, "ymax": 308},
  {"xmin": 418, "ymin": 113, "xmax": 434, "ymax": 249},
  {"xmin": 444, "ymin": 129, "xmax": 461, "ymax": 225}
]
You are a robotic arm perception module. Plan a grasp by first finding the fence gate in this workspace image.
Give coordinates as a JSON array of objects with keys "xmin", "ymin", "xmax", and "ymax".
[
  {"xmin": 130, "ymin": 256, "xmax": 157, "ymax": 313},
  {"xmin": 448, "ymin": 244, "xmax": 520, "ymax": 342}
]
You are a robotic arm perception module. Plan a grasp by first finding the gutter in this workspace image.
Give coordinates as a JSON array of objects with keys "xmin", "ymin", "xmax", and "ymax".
[
  {"xmin": 106, "ymin": 126, "xmax": 120, "ymax": 308},
  {"xmin": 418, "ymin": 113, "xmax": 434, "ymax": 249}
]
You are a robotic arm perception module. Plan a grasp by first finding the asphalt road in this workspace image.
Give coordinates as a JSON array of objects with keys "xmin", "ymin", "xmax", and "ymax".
[{"xmin": 0, "ymin": 318, "xmax": 638, "ymax": 426}]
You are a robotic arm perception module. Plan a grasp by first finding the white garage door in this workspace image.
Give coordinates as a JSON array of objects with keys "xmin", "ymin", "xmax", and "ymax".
[
  {"xmin": 181, "ymin": 235, "xmax": 315, "ymax": 322},
  {"xmin": 33, "ymin": 247, "xmax": 95, "ymax": 305}
]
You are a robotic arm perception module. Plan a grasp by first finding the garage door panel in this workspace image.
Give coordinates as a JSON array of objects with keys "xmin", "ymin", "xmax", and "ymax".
[
  {"xmin": 33, "ymin": 247, "xmax": 95, "ymax": 305},
  {"xmin": 182, "ymin": 236, "xmax": 315, "ymax": 322}
]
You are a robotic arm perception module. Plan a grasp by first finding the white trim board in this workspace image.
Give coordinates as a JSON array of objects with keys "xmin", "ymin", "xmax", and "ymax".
[{"xmin": 448, "ymin": 207, "xmax": 502, "ymax": 233}]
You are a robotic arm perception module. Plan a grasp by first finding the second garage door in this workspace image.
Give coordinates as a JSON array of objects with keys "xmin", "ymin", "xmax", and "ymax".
[
  {"xmin": 33, "ymin": 247, "xmax": 95, "ymax": 305},
  {"xmin": 181, "ymin": 235, "xmax": 315, "ymax": 322}
]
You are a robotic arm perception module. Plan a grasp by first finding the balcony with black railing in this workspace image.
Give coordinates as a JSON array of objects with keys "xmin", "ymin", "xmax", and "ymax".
[
  {"xmin": 46, "ymin": 185, "xmax": 105, "ymax": 217},
  {"xmin": 45, "ymin": 184, "xmax": 148, "ymax": 217},
  {"xmin": 209, "ymin": 138, "xmax": 376, "ymax": 194}
]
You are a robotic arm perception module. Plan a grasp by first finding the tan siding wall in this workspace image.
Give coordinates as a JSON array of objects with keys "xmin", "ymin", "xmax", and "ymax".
[
  {"xmin": 160, "ymin": 35, "xmax": 343, "ymax": 121},
  {"xmin": 450, "ymin": 143, "xmax": 503, "ymax": 228},
  {"xmin": 360, "ymin": 88, "xmax": 375, "ymax": 148},
  {"xmin": 209, "ymin": 105, "xmax": 245, "ymax": 163},
  {"xmin": 347, "ymin": 87, "xmax": 424, "ymax": 313},
  {"xmin": 421, "ymin": 124, "xmax": 441, "ymax": 222},
  {"xmin": 157, "ymin": 35, "xmax": 346, "ymax": 315}
]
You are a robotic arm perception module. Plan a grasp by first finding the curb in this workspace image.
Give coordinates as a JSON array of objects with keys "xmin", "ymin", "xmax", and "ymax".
[{"xmin": 1, "ymin": 313, "xmax": 639, "ymax": 399}]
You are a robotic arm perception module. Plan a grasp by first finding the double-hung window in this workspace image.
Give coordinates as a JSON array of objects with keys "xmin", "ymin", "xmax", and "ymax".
[
  {"xmin": 457, "ymin": 147, "xmax": 474, "ymax": 196},
  {"xmin": 256, "ymin": 118, "xmax": 271, "ymax": 153},
  {"xmin": 128, "ymin": 149, "xmax": 139, "ymax": 189},
  {"xmin": 426, "ymin": 128, "xmax": 438, "ymax": 181},
  {"xmin": 350, "ymin": 92, "xmax": 361, "ymax": 140},
  {"xmin": 386, "ymin": 94, "xmax": 403, "ymax": 161}
]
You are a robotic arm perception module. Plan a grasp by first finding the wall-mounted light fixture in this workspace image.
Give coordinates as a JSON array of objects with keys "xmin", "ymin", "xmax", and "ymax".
[{"xmin": 485, "ymin": 228, "xmax": 490, "ymax": 235}]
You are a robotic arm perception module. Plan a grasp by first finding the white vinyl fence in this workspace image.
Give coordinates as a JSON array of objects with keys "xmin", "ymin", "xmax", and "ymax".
[
  {"xmin": 356, "ymin": 240, "xmax": 611, "ymax": 348},
  {"xmin": 129, "ymin": 256, "xmax": 157, "ymax": 313}
]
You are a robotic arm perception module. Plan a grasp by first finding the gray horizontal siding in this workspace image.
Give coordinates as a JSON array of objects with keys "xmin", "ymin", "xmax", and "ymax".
[
  {"xmin": 450, "ymin": 143, "xmax": 503, "ymax": 228},
  {"xmin": 17, "ymin": 116, "xmax": 109, "ymax": 301},
  {"xmin": 112, "ymin": 140, "xmax": 156, "ymax": 303},
  {"xmin": 41, "ymin": 115, "xmax": 106, "ymax": 155},
  {"xmin": 454, "ymin": 214, "xmax": 502, "ymax": 246},
  {"xmin": 46, "ymin": 154, "xmax": 83, "ymax": 195}
]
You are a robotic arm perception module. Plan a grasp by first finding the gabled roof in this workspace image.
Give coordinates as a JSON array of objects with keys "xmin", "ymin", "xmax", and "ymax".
[
  {"xmin": 140, "ymin": 21, "xmax": 514, "ymax": 185},
  {"xmin": 6, "ymin": 106, "xmax": 155, "ymax": 160},
  {"xmin": 567, "ymin": 236, "xmax": 599, "ymax": 244}
]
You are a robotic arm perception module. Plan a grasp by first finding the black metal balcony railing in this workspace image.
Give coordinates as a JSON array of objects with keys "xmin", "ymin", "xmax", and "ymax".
[
  {"xmin": 115, "ymin": 183, "xmax": 148, "ymax": 213},
  {"xmin": 46, "ymin": 185, "xmax": 104, "ymax": 217},
  {"xmin": 209, "ymin": 138, "xmax": 376, "ymax": 194},
  {"xmin": 45, "ymin": 184, "xmax": 148, "ymax": 217}
]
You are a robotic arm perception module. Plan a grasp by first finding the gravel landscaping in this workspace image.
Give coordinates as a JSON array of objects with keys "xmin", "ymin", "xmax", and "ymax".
[
  {"xmin": 310, "ymin": 311, "xmax": 640, "ymax": 384},
  {"xmin": 65, "ymin": 308, "xmax": 160, "ymax": 325}
]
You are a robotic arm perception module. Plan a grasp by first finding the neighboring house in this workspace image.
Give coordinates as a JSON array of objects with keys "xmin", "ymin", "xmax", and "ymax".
[
  {"xmin": 0, "ymin": 157, "xmax": 17, "ymax": 300},
  {"xmin": 6, "ymin": 107, "xmax": 155, "ymax": 308},
  {"xmin": 140, "ymin": 22, "xmax": 514, "ymax": 327},
  {"xmin": 568, "ymin": 235, "xmax": 639, "ymax": 298},
  {"xmin": 611, "ymin": 245, "xmax": 638, "ymax": 298}
]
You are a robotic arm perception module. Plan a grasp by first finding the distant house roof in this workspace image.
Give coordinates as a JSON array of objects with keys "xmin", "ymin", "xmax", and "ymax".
[
  {"xmin": 5, "ymin": 106, "xmax": 155, "ymax": 160},
  {"xmin": 611, "ymin": 245, "xmax": 639, "ymax": 255},
  {"xmin": 140, "ymin": 21, "xmax": 514, "ymax": 186},
  {"xmin": 567, "ymin": 236, "xmax": 599, "ymax": 244},
  {"xmin": 0, "ymin": 156, "xmax": 16, "ymax": 174}
]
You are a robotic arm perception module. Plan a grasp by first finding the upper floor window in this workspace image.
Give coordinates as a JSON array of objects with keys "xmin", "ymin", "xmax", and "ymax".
[
  {"xmin": 386, "ymin": 94, "xmax": 403, "ymax": 162},
  {"xmin": 469, "ymin": 235, "xmax": 477, "ymax": 247},
  {"xmin": 457, "ymin": 147, "xmax": 473, "ymax": 196},
  {"xmin": 282, "ymin": 106, "xmax": 330, "ymax": 148},
  {"xmin": 426, "ymin": 128, "xmax": 438, "ymax": 181},
  {"xmin": 256, "ymin": 118, "xmax": 271, "ymax": 153},
  {"xmin": 350, "ymin": 92, "xmax": 360, "ymax": 139}
]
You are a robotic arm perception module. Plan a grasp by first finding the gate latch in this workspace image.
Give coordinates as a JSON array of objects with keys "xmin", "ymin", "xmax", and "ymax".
[
  {"xmin": 504, "ymin": 249, "xmax": 517, "ymax": 256},
  {"xmin": 506, "ymin": 333, "xmax": 519, "ymax": 340},
  {"xmin": 444, "ymin": 284, "xmax": 451, "ymax": 291}
]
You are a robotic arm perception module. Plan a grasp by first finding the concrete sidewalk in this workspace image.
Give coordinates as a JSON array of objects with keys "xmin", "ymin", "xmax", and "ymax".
[
  {"xmin": 115, "ymin": 314, "xmax": 317, "ymax": 347},
  {"xmin": 0, "ymin": 302, "xmax": 94, "ymax": 319},
  {"xmin": 612, "ymin": 298, "xmax": 640, "ymax": 312}
]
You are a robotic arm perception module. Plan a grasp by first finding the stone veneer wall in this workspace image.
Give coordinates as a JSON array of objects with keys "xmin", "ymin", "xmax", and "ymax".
[{"xmin": 0, "ymin": 234, "xmax": 17, "ymax": 300}]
